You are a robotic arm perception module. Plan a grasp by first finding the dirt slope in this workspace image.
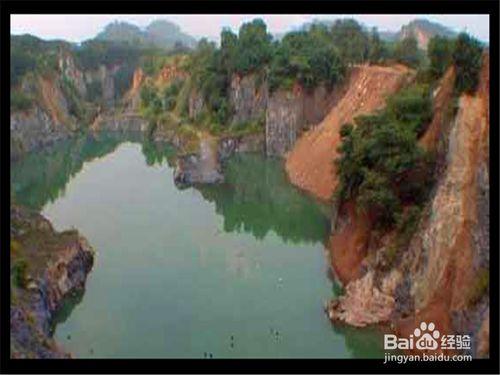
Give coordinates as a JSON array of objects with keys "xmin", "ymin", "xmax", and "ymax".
[{"xmin": 285, "ymin": 64, "xmax": 413, "ymax": 200}]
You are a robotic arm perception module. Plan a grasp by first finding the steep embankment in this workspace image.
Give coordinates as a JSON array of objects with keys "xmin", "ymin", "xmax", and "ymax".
[
  {"xmin": 11, "ymin": 75, "xmax": 79, "ymax": 158},
  {"xmin": 11, "ymin": 49, "xmax": 123, "ymax": 159},
  {"xmin": 285, "ymin": 64, "xmax": 413, "ymax": 201},
  {"xmin": 10, "ymin": 206, "xmax": 95, "ymax": 358},
  {"xmin": 328, "ymin": 53, "xmax": 490, "ymax": 357}
]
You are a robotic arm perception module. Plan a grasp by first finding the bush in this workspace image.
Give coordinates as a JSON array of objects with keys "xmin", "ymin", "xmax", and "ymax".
[
  {"xmin": 162, "ymin": 78, "xmax": 184, "ymax": 111},
  {"xmin": 335, "ymin": 84, "xmax": 434, "ymax": 228},
  {"xmin": 427, "ymin": 36, "xmax": 454, "ymax": 79},
  {"xmin": 12, "ymin": 259, "xmax": 29, "ymax": 289},
  {"xmin": 452, "ymin": 32, "xmax": 483, "ymax": 94},
  {"xmin": 467, "ymin": 268, "xmax": 489, "ymax": 306},
  {"xmin": 10, "ymin": 91, "xmax": 33, "ymax": 111},
  {"xmin": 269, "ymin": 25, "xmax": 345, "ymax": 91},
  {"xmin": 394, "ymin": 35, "xmax": 422, "ymax": 68},
  {"xmin": 386, "ymin": 84, "xmax": 432, "ymax": 135},
  {"xmin": 330, "ymin": 19, "xmax": 370, "ymax": 65}
]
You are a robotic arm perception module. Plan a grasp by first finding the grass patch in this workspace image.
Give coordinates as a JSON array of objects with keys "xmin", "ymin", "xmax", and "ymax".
[{"xmin": 467, "ymin": 268, "xmax": 489, "ymax": 306}]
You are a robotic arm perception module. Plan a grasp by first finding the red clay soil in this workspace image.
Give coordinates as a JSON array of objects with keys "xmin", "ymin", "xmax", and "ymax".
[
  {"xmin": 285, "ymin": 64, "xmax": 413, "ymax": 201},
  {"xmin": 329, "ymin": 201, "xmax": 371, "ymax": 285},
  {"xmin": 419, "ymin": 66, "xmax": 456, "ymax": 151},
  {"xmin": 396, "ymin": 54, "xmax": 490, "ymax": 349}
]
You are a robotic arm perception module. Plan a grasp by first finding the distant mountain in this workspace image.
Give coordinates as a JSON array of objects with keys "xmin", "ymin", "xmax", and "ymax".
[
  {"xmin": 95, "ymin": 20, "xmax": 197, "ymax": 49},
  {"xmin": 384, "ymin": 19, "xmax": 457, "ymax": 49},
  {"xmin": 283, "ymin": 18, "xmax": 457, "ymax": 50}
]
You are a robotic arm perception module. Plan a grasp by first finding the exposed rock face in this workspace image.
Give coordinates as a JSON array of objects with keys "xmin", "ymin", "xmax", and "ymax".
[
  {"xmin": 265, "ymin": 84, "xmax": 340, "ymax": 157},
  {"xmin": 265, "ymin": 88, "xmax": 305, "ymax": 157},
  {"xmin": 174, "ymin": 133, "xmax": 265, "ymax": 187},
  {"xmin": 84, "ymin": 64, "xmax": 119, "ymax": 107},
  {"xmin": 158, "ymin": 63, "xmax": 187, "ymax": 84},
  {"xmin": 90, "ymin": 113, "xmax": 149, "ymax": 132},
  {"xmin": 419, "ymin": 67, "xmax": 456, "ymax": 153},
  {"xmin": 188, "ymin": 90, "xmax": 205, "ymax": 119},
  {"xmin": 217, "ymin": 133, "xmax": 265, "ymax": 161},
  {"xmin": 328, "ymin": 270, "xmax": 401, "ymax": 327},
  {"xmin": 10, "ymin": 73, "xmax": 82, "ymax": 159},
  {"xmin": 229, "ymin": 74, "xmax": 268, "ymax": 125},
  {"xmin": 11, "ymin": 106, "xmax": 72, "ymax": 160},
  {"xmin": 174, "ymin": 136, "xmax": 223, "ymax": 186},
  {"xmin": 10, "ymin": 206, "xmax": 95, "ymax": 358},
  {"xmin": 329, "ymin": 201, "xmax": 372, "ymax": 285},
  {"xmin": 327, "ymin": 54, "xmax": 490, "ymax": 358},
  {"xmin": 286, "ymin": 64, "xmax": 413, "ymax": 200},
  {"xmin": 58, "ymin": 50, "xmax": 87, "ymax": 97}
]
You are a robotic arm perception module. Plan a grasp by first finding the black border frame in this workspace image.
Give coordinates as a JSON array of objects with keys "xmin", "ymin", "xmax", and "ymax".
[{"xmin": 1, "ymin": 1, "xmax": 498, "ymax": 373}]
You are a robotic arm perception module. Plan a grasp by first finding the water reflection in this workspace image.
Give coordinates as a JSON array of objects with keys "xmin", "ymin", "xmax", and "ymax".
[
  {"xmin": 12, "ymin": 138, "xmax": 329, "ymax": 246},
  {"xmin": 197, "ymin": 154, "xmax": 330, "ymax": 245},
  {"xmin": 10, "ymin": 133, "xmax": 175, "ymax": 210}
]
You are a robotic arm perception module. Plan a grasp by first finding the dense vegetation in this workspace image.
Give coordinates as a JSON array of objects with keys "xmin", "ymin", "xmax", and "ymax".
[
  {"xmin": 335, "ymin": 84, "xmax": 434, "ymax": 228},
  {"xmin": 269, "ymin": 24, "xmax": 345, "ymax": 91},
  {"xmin": 426, "ymin": 32, "xmax": 483, "ymax": 94},
  {"xmin": 334, "ymin": 29, "xmax": 484, "ymax": 232},
  {"xmin": 452, "ymin": 32, "xmax": 484, "ymax": 94},
  {"xmin": 182, "ymin": 18, "xmax": 432, "ymax": 131},
  {"xmin": 10, "ymin": 35, "xmax": 64, "ymax": 86}
]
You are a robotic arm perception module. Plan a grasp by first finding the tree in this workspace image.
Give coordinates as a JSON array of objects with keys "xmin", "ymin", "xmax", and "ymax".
[
  {"xmin": 452, "ymin": 32, "xmax": 483, "ymax": 94},
  {"xmin": 427, "ymin": 36, "xmax": 454, "ymax": 79},
  {"xmin": 335, "ymin": 84, "xmax": 434, "ymax": 228},
  {"xmin": 331, "ymin": 19, "xmax": 370, "ymax": 65},
  {"xmin": 269, "ymin": 28, "xmax": 344, "ymax": 91},
  {"xmin": 394, "ymin": 34, "xmax": 421, "ymax": 68},
  {"xmin": 220, "ymin": 28, "xmax": 238, "ymax": 75},
  {"xmin": 368, "ymin": 27, "xmax": 387, "ymax": 64},
  {"xmin": 234, "ymin": 19, "xmax": 273, "ymax": 74}
]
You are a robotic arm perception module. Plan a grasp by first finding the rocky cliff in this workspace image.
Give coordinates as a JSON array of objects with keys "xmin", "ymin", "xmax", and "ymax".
[
  {"xmin": 11, "ymin": 51, "xmax": 126, "ymax": 159},
  {"xmin": 10, "ymin": 206, "xmax": 95, "ymax": 358},
  {"xmin": 229, "ymin": 73, "xmax": 268, "ymax": 126},
  {"xmin": 286, "ymin": 64, "xmax": 413, "ymax": 200},
  {"xmin": 265, "ymin": 83, "xmax": 341, "ymax": 157},
  {"xmin": 11, "ymin": 74, "xmax": 80, "ymax": 159},
  {"xmin": 327, "ymin": 53, "xmax": 490, "ymax": 358}
]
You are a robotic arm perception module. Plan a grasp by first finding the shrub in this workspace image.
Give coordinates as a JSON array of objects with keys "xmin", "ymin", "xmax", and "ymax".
[
  {"xmin": 394, "ymin": 35, "xmax": 422, "ymax": 68},
  {"xmin": 467, "ymin": 268, "xmax": 489, "ymax": 306},
  {"xmin": 452, "ymin": 32, "xmax": 483, "ymax": 94},
  {"xmin": 269, "ymin": 26, "xmax": 345, "ymax": 91},
  {"xmin": 330, "ymin": 19, "xmax": 370, "ymax": 65},
  {"xmin": 386, "ymin": 84, "xmax": 432, "ymax": 135},
  {"xmin": 162, "ymin": 78, "xmax": 184, "ymax": 111},
  {"xmin": 427, "ymin": 36, "xmax": 454, "ymax": 79},
  {"xmin": 10, "ymin": 91, "xmax": 33, "ymax": 111},
  {"xmin": 12, "ymin": 259, "xmax": 29, "ymax": 289},
  {"xmin": 335, "ymin": 84, "xmax": 434, "ymax": 228}
]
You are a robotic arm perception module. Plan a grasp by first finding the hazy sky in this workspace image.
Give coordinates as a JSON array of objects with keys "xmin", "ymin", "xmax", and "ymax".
[{"xmin": 11, "ymin": 14, "xmax": 489, "ymax": 43}]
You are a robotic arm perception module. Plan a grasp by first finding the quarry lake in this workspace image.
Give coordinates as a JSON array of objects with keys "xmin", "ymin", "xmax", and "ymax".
[{"xmin": 11, "ymin": 134, "xmax": 384, "ymax": 359}]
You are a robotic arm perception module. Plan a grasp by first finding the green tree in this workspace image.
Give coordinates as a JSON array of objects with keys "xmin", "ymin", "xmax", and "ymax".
[
  {"xmin": 452, "ymin": 32, "xmax": 483, "ymax": 94},
  {"xmin": 234, "ymin": 19, "xmax": 273, "ymax": 74},
  {"xmin": 394, "ymin": 34, "xmax": 421, "ymax": 68},
  {"xmin": 335, "ymin": 84, "xmax": 434, "ymax": 228},
  {"xmin": 427, "ymin": 36, "xmax": 454, "ymax": 79},
  {"xmin": 269, "ymin": 28, "xmax": 344, "ymax": 91},
  {"xmin": 368, "ymin": 27, "xmax": 387, "ymax": 64},
  {"xmin": 330, "ymin": 19, "xmax": 370, "ymax": 65},
  {"xmin": 220, "ymin": 28, "xmax": 238, "ymax": 75}
]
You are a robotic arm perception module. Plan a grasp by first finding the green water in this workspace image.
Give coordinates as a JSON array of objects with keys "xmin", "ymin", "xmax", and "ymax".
[{"xmin": 11, "ymin": 134, "xmax": 384, "ymax": 359}]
